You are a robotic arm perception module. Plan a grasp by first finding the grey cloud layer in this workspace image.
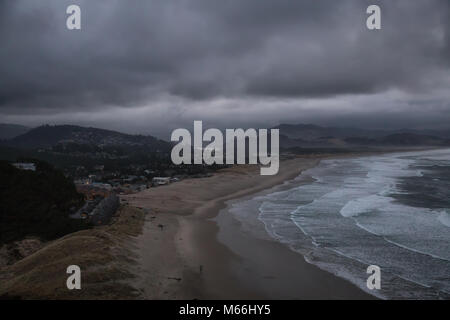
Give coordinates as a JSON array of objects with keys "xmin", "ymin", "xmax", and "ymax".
[{"xmin": 0, "ymin": 0, "xmax": 449, "ymax": 131}]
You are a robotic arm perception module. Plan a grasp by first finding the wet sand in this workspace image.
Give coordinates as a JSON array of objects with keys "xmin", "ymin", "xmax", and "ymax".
[{"xmin": 123, "ymin": 156, "xmax": 374, "ymax": 299}]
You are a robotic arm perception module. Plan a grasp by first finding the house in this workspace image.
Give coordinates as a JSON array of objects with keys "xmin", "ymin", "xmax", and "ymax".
[
  {"xmin": 91, "ymin": 182, "xmax": 112, "ymax": 190},
  {"xmin": 12, "ymin": 162, "xmax": 36, "ymax": 171},
  {"xmin": 123, "ymin": 175, "xmax": 138, "ymax": 183},
  {"xmin": 152, "ymin": 177, "xmax": 171, "ymax": 186}
]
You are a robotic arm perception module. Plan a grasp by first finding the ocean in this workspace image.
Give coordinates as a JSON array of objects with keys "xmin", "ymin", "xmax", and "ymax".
[{"xmin": 228, "ymin": 149, "xmax": 450, "ymax": 299}]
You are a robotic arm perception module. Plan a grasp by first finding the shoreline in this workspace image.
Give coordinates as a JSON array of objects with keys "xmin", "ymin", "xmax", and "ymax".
[
  {"xmin": 124, "ymin": 155, "xmax": 374, "ymax": 299},
  {"xmin": 0, "ymin": 148, "xmax": 443, "ymax": 299}
]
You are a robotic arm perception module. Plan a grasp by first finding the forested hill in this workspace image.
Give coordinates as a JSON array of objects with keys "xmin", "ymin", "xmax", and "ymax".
[{"xmin": 0, "ymin": 160, "xmax": 86, "ymax": 244}]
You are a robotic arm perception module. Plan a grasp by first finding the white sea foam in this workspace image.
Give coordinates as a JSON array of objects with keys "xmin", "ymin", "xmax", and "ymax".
[
  {"xmin": 255, "ymin": 148, "xmax": 450, "ymax": 298},
  {"xmin": 339, "ymin": 194, "xmax": 388, "ymax": 217},
  {"xmin": 437, "ymin": 210, "xmax": 450, "ymax": 228}
]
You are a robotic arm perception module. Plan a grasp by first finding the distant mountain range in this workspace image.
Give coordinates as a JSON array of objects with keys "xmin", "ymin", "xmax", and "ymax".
[
  {"xmin": 275, "ymin": 123, "xmax": 450, "ymax": 149},
  {"xmin": 2, "ymin": 124, "xmax": 171, "ymax": 152},
  {"xmin": 275, "ymin": 123, "xmax": 450, "ymax": 140},
  {"xmin": 0, "ymin": 124, "xmax": 31, "ymax": 140},
  {"xmin": 1, "ymin": 123, "xmax": 450, "ymax": 157}
]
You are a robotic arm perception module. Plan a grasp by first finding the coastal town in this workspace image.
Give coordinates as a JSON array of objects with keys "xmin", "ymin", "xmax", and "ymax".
[
  {"xmin": 71, "ymin": 162, "xmax": 214, "ymax": 195},
  {"xmin": 70, "ymin": 169, "xmax": 178, "ymax": 225},
  {"xmin": 10, "ymin": 160, "xmax": 216, "ymax": 227}
]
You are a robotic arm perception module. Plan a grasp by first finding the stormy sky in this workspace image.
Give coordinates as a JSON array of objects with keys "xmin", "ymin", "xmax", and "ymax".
[{"xmin": 0, "ymin": 0, "xmax": 449, "ymax": 139}]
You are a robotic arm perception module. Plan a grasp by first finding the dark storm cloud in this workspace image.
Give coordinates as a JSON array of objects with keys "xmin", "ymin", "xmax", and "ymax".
[{"xmin": 0, "ymin": 0, "xmax": 449, "ymax": 132}]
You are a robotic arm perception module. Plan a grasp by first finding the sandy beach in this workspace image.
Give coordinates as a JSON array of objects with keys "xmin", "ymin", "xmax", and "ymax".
[
  {"xmin": 124, "ymin": 156, "xmax": 374, "ymax": 299},
  {"xmin": 1, "ymin": 149, "xmax": 440, "ymax": 299}
]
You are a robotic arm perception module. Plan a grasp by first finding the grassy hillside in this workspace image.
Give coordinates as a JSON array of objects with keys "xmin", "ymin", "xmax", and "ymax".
[{"xmin": 0, "ymin": 206, "xmax": 145, "ymax": 299}]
